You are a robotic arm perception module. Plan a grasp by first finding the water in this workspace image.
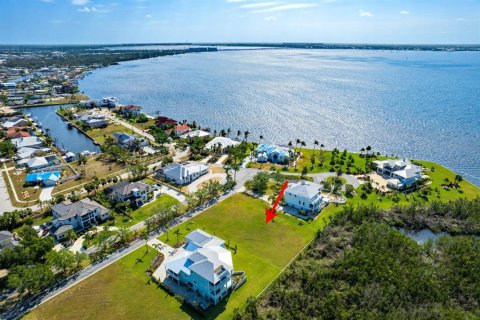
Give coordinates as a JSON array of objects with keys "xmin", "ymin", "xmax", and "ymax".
[
  {"xmin": 78, "ymin": 49, "xmax": 480, "ymax": 186},
  {"xmin": 22, "ymin": 105, "xmax": 101, "ymax": 155},
  {"xmin": 400, "ymin": 228, "xmax": 447, "ymax": 244}
]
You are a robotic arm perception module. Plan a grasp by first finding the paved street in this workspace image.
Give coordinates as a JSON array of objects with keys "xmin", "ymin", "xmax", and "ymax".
[{"xmin": 0, "ymin": 168, "xmax": 16, "ymax": 213}]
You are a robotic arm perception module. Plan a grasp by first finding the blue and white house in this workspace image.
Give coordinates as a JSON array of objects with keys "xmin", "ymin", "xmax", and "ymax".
[
  {"xmin": 284, "ymin": 180, "xmax": 326, "ymax": 216},
  {"xmin": 165, "ymin": 229, "xmax": 233, "ymax": 306},
  {"xmin": 373, "ymin": 159, "xmax": 423, "ymax": 190},
  {"xmin": 255, "ymin": 144, "xmax": 294, "ymax": 164}
]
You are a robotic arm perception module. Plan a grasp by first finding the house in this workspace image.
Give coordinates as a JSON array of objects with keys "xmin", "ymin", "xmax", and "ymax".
[
  {"xmin": 64, "ymin": 152, "xmax": 76, "ymax": 162},
  {"xmin": 2, "ymin": 118, "xmax": 28, "ymax": 129},
  {"xmin": 255, "ymin": 144, "xmax": 294, "ymax": 165},
  {"xmin": 25, "ymin": 171, "xmax": 60, "ymax": 187},
  {"xmin": 181, "ymin": 130, "xmax": 210, "ymax": 139},
  {"xmin": 174, "ymin": 123, "xmax": 191, "ymax": 136},
  {"xmin": 51, "ymin": 198, "xmax": 110, "ymax": 240},
  {"xmin": 85, "ymin": 118, "xmax": 108, "ymax": 128},
  {"xmin": 156, "ymin": 116, "xmax": 177, "ymax": 129},
  {"xmin": 11, "ymin": 136, "xmax": 45, "ymax": 149},
  {"xmin": 6, "ymin": 127, "xmax": 31, "ymax": 139},
  {"xmin": 165, "ymin": 229, "xmax": 233, "ymax": 306},
  {"xmin": 160, "ymin": 162, "xmax": 208, "ymax": 185},
  {"xmin": 24, "ymin": 156, "xmax": 49, "ymax": 170},
  {"xmin": 284, "ymin": 180, "xmax": 326, "ymax": 215},
  {"xmin": 121, "ymin": 105, "xmax": 142, "ymax": 117},
  {"xmin": 113, "ymin": 132, "xmax": 149, "ymax": 149},
  {"xmin": 16, "ymin": 147, "xmax": 51, "ymax": 160},
  {"xmin": 0, "ymin": 230, "xmax": 19, "ymax": 252},
  {"xmin": 204, "ymin": 137, "xmax": 240, "ymax": 152},
  {"xmin": 106, "ymin": 181, "xmax": 150, "ymax": 207},
  {"xmin": 373, "ymin": 159, "xmax": 423, "ymax": 190}
]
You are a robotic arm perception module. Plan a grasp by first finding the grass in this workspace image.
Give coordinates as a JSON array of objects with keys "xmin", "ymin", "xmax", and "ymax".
[
  {"xmin": 82, "ymin": 230, "xmax": 118, "ymax": 249},
  {"xmin": 248, "ymin": 148, "xmax": 387, "ymax": 175},
  {"xmin": 114, "ymin": 194, "xmax": 180, "ymax": 228},
  {"xmin": 23, "ymin": 246, "xmax": 194, "ymax": 320},
  {"xmin": 159, "ymin": 193, "xmax": 335, "ymax": 319},
  {"xmin": 3, "ymin": 170, "xmax": 41, "ymax": 205},
  {"xmin": 143, "ymin": 177, "xmax": 158, "ymax": 186},
  {"xmin": 86, "ymin": 123, "xmax": 134, "ymax": 145},
  {"xmin": 126, "ymin": 118, "xmax": 156, "ymax": 131}
]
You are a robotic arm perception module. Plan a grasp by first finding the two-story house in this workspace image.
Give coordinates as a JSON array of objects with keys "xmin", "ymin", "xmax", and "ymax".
[
  {"xmin": 284, "ymin": 180, "xmax": 326, "ymax": 215},
  {"xmin": 159, "ymin": 162, "xmax": 208, "ymax": 185},
  {"xmin": 106, "ymin": 181, "xmax": 150, "ymax": 207},
  {"xmin": 373, "ymin": 159, "xmax": 423, "ymax": 190},
  {"xmin": 165, "ymin": 229, "xmax": 234, "ymax": 306}
]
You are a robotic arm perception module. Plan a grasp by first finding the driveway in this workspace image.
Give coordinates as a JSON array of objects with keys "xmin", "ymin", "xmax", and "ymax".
[
  {"xmin": 39, "ymin": 187, "xmax": 54, "ymax": 202},
  {"xmin": 187, "ymin": 172, "xmax": 227, "ymax": 193},
  {"xmin": 149, "ymin": 239, "xmax": 185, "ymax": 281},
  {"xmin": 158, "ymin": 184, "xmax": 186, "ymax": 203}
]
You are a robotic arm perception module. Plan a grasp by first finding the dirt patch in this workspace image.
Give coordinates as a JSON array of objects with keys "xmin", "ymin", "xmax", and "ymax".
[
  {"xmin": 197, "ymin": 177, "xmax": 222, "ymax": 190},
  {"xmin": 210, "ymin": 166, "xmax": 225, "ymax": 174}
]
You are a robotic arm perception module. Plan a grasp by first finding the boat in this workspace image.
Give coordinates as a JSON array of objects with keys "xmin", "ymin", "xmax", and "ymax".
[{"xmin": 67, "ymin": 122, "xmax": 74, "ymax": 129}]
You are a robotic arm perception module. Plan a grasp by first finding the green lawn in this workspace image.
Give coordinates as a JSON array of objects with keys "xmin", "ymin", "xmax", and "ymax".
[
  {"xmin": 23, "ymin": 246, "xmax": 194, "ymax": 320},
  {"xmin": 159, "ymin": 193, "xmax": 335, "ymax": 319},
  {"xmin": 86, "ymin": 123, "xmax": 134, "ymax": 145},
  {"xmin": 114, "ymin": 194, "xmax": 180, "ymax": 228}
]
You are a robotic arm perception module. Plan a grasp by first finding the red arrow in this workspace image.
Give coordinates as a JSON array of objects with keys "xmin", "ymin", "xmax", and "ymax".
[{"xmin": 265, "ymin": 181, "xmax": 289, "ymax": 224}]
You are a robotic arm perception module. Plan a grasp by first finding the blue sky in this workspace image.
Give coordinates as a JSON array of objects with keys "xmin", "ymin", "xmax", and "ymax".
[{"xmin": 0, "ymin": 0, "xmax": 478, "ymax": 44}]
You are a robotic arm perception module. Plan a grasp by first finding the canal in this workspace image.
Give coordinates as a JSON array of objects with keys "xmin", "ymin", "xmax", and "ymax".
[{"xmin": 21, "ymin": 105, "xmax": 101, "ymax": 155}]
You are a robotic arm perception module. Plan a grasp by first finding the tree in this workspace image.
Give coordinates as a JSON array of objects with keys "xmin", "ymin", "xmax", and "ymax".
[
  {"xmin": 173, "ymin": 229, "xmax": 182, "ymax": 245},
  {"xmin": 8, "ymin": 264, "xmax": 54, "ymax": 295},
  {"xmin": 245, "ymin": 172, "xmax": 269, "ymax": 195},
  {"xmin": 313, "ymin": 140, "xmax": 319, "ymax": 156},
  {"xmin": 46, "ymin": 249, "xmax": 76, "ymax": 275},
  {"xmin": 301, "ymin": 166, "xmax": 308, "ymax": 178},
  {"xmin": 0, "ymin": 140, "xmax": 15, "ymax": 158},
  {"xmin": 345, "ymin": 184, "xmax": 355, "ymax": 198},
  {"xmin": 244, "ymin": 130, "xmax": 250, "ymax": 142},
  {"xmin": 115, "ymin": 227, "xmax": 132, "ymax": 246}
]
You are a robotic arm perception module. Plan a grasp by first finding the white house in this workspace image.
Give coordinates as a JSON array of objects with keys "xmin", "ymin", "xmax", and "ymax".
[
  {"xmin": 25, "ymin": 156, "xmax": 49, "ymax": 170},
  {"xmin": 373, "ymin": 159, "xmax": 423, "ymax": 190},
  {"xmin": 165, "ymin": 229, "xmax": 233, "ymax": 306},
  {"xmin": 160, "ymin": 162, "xmax": 208, "ymax": 185},
  {"xmin": 204, "ymin": 137, "xmax": 240, "ymax": 152},
  {"xmin": 113, "ymin": 132, "xmax": 149, "ymax": 149},
  {"xmin": 284, "ymin": 180, "xmax": 326, "ymax": 215},
  {"xmin": 11, "ymin": 136, "xmax": 45, "ymax": 149},
  {"xmin": 2, "ymin": 118, "xmax": 28, "ymax": 129},
  {"xmin": 51, "ymin": 198, "xmax": 110, "ymax": 240},
  {"xmin": 106, "ymin": 181, "xmax": 150, "ymax": 207},
  {"xmin": 181, "ymin": 130, "xmax": 210, "ymax": 139}
]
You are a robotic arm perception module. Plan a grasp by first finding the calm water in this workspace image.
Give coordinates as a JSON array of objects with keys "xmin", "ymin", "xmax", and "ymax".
[
  {"xmin": 22, "ymin": 105, "xmax": 101, "ymax": 155},
  {"xmin": 400, "ymin": 228, "xmax": 447, "ymax": 244},
  {"xmin": 78, "ymin": 49, "xmax": 480, "ymax": 186}
]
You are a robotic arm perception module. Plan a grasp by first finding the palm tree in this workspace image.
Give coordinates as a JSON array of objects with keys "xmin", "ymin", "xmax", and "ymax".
[
  {"xmin": 360, "ymin": 147, "xmax": 365, "ymax": 157},
  {"xmin": 366, "ymin": 146, "xmax": 372, "ymax": 157},
  {"xmin": 141, "ymin": 233, "xmax": 149, "ymax": 252},
  {"xmin": 227, "ymin": 128, "xmax": 231, "ymax": 137},
  {"xmin": 313, "ymin": 140, "xmax": 319, "ymax": 156},
  {"xmin": 173, "ymin": 229, "xmax": 182, "ymax": 245},
  {"xmin": 259, "ymin": 135, "xmax": 264, "ymax": 143},
  {"xmin": 237, "ymin": 130, "xmax": 241, "ymax": 140},
  {"xmin": 244, "ymin": 130, "xmax": 250, "ymax": 142}
]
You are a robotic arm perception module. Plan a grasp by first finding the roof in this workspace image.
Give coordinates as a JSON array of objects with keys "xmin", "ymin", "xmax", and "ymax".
[
  {"xmin": 107, "ymin": 181, "xmax": 149, "ymax": 197},
  {"xmin": 165, "ymin": 229, "xmax": 233, "ymax": 284},
  {"xmin": 175, "ymin": 123, "xmax": 191, "ymax": 133},
  {"xmin": 156, "ymin": 116, "xmax": 177, "ymax": 126},
  {"xmin": 0, "ymin": 230, "xmax": 18, "ymax": 251},
  {"xmin": 162, "ymin": 162, "xmax": 208, "ymax": 180},
  {"xmin": 52, "ymin": 198, "xmax": 109, "ymax": 221},
  {"xmin": 16, "ymin": 147, "xmax": 50, "ymax": 159},
  {"xmin": 11, "ymin": 136, "xmax": 44, "ymax": 149},
  {"xmin": 26, "ymin": 171, "xmax": 60, "ymax": 183},
  {"xmin": 180, "ymin": 130, "xmax": 210, "ymax": 139},
  {"xmin": 287, "ymin": 180, "xmax": 322, "ymax": 200},
  {"xmin": 26, "ymin": 157, "xmax": 48, "ymax": 168},
  {"xmin": 124, "ymin": 105, "xmax": 142, "ymax": 111},
  {"xmin": 205, "ymin": 137, "xmax": 240, "ymax": 150},
  {"xmin": 54, "ymin": 225, "xmax": 73, "ymax": 236}
]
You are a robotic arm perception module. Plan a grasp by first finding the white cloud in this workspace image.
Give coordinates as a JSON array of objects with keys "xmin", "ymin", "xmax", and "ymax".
[
  {"xmin": 456, "ymin": 17, "xmax": 465, "ymax": 21},
  {"xmin": 145, "ymin": 14, "xmax": 152, "ymax": 18},
  {"xmin": 264, "ymin": 16, "xmax": 277, "ymax": 21},
  {"xmin": 359, "ymin": 9, "xmax": 373, "ymax": 17},
  {"xmin": 226, "ymin": 0, "xmax": 248, "ymax": 2},
  {"xmin": 241, "ymin": 2, "xmax": 279, "ymax": 9},
  {"xmin": 78, "ymin": 6, "xmax": 97, "ymax": 12},
  {"xmin": 72, "ymin": 0, "xmax": 89, "ymax": 5},
  {"xmin": 252, "ymin": 3, "xmax": 317, "ymax": 13},
  {"xmin": 400, "ymin": 10, "xmax": 410, "ymax": 15}
]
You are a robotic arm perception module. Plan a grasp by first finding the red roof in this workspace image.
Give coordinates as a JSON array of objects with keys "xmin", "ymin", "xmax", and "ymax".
[
  {"xmin": 6, "ymin": 127, "xmax": 30, "ymax": 139},
  {"xmin": 156, "ymin": 116, "xmax": 178, "ymax": 127},
  {"xmin": 175, "ymin": 123, "xmax": 191, "ymax": 134}
]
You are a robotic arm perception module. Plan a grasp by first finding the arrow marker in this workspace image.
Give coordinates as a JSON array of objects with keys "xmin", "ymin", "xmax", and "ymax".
[{"xmin": 265, "ymin": 181, "xmax": 288, "ymax": 224}]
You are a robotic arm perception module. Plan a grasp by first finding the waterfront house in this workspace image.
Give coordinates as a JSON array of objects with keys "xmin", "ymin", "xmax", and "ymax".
[
  {"xmin": 16, "ymin": 147, "xmax": 51, "ymax": 160},
  {"xmin": 25, "ymin": 171, "xmax": 61, "ymax": 187},
  {"xmin": 255, "ymin": 144, "xmax": 294, "ymax": 165},
  {"xmin": 2, "ymin": 118, "xmax": 28, "ymax": 129},
  {"xmin": 165, "ymin": 229, "xmax": 233, "ymax": 306},
  {"xmin": 11, "ymin": 136, "xmax": 45, "ymax": 149},
  {"xmin": 64, "ymin": 152, "xmax": 76, "ymax": 162},
  {"xmin": 113, "ymin": 132, "xmax": 149, "ymax": 149},
  {"xmin": 284, "ymin": 180, "xmax": 326, "ymax": 216},
  {"xmin": 174, "ymin": 123, "xmax": 192, "ymax": 136},
  {"xmin": 6, "ymin": 127, "xmax": 31, "ymax": 139},
  {"xmin": 159, "ymin": 162, "xmax": 208, "ymax": 185},
  {"xmin": 0, "ymin": 230, "xmax": 19, "ymax": 253},
  {"xmin": 121, "ymin": 105, "xmax": 142, "ymax": 117},
  {"xmin": 204, "ymin": 137, "xmax": 240, "ymax": 152},
  {"xmin": 180, "ymin": 130, "xmax": 210, "ymax": 139},
  {"xmin": 106, "ymin": 181, "xmax": 150, "ymax": 207},
  {"xmin": 156, "ymin": 116, "xmax": 178, "ymax": 129},
  {"xmin": 85, "ymin": 118, "xmax": 108, "ymax": 128},
  {"xmin": 24, "ymin": 156, "xmax": 49, "ymax": 170},
  {"xmin": 373, "ymin": 159, "xmax": 423, "ymax": 190},
  {"xmin": 51, "ymin": 198, "xmax": 110, "ymax": 241}
]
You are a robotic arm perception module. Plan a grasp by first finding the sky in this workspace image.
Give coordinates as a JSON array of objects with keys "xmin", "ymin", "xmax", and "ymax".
[{"xmin": 0, "ymin": 0, "xmax": 479, "ymax": 45}]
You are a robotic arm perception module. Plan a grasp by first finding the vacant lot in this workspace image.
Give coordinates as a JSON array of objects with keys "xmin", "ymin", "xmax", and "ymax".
[
  {"xmin": 23, "ymin": 247, "xmax": 194, "ymax": 320},
  {"xmin": 86, "ymin": 123, "xmax": 134, "ymax": 145}
]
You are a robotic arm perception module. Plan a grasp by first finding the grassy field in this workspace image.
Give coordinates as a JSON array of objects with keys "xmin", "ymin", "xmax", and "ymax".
[
  {"xmin": 159, "ymin": 193, "xmax": 335, "ymax": 319},
  {"xmin": 3, "ymin": 170, "xmax": 41, "ymax": 205},
  {"xmin": 86, "ymin": 123, "xmax": 134, "ymax": 145},
  {"xmin": 23, "ymin": 246, "xmax": 194, "ymax": 320},
  {"xmin": 115, "ymin": 194, "xmax": 180, "ymax": 228},
  {"xmin": 248, "ymin": 148, "xmax": 387, "ymax": 174}
]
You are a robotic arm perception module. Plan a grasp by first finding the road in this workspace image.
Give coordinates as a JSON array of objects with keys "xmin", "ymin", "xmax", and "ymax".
[
  {"xmin": 0, "ymin": 166, "xmax": 16, "ymax": 213},
  {"xmin": 1, "ymin": 167, "xmax": 257, "ymax": 320}
]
